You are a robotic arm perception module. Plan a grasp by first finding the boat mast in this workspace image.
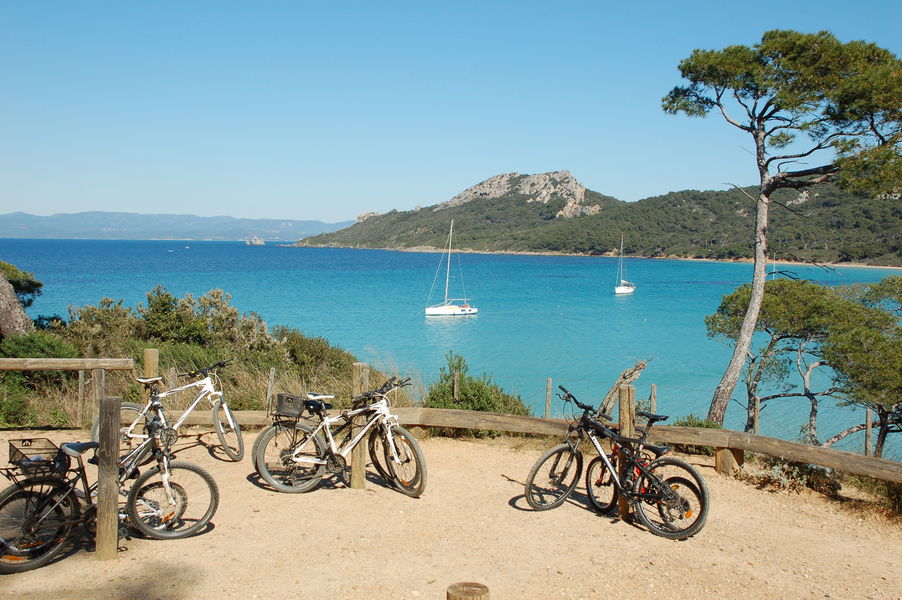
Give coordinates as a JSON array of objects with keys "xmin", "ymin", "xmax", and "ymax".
[{"xmin": 444, "ymin": 220, "xmax": 454, "ymax": 304}]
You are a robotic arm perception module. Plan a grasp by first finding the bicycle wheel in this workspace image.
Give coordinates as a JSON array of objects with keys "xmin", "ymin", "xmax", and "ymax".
[
  {"xmin": 367, "ymin": 427, "xmax": 391, "ymax": 483},
  {"xmin": 633, "ymin": 457, "xmax": 709, "ymax": 540},
  {"xmin": 212, "ymin": 400, "xmax": 245, "ymax": 461},
  {"xmin": 383, "ymin": 426, "xmax": 426, "ymax": 498},
  {"xmin": 524, "ymin": 444, "xmax": 582, "ymax": 510},
  {"xmin": 91, "ymin": 401, "xmax": 154, "ymax": 466},
  {"xmin": 127, "ymin": 461, "xmax": 219, "ymax": 540},
  {"xmin": 254, "ymin": 421, "xmax": 327, "ymax": 493},
  {"xmin": 0, "ymin": 479, "xmax": 78, "ymax": 574},
  {"xmin": 585, "ymin": 455, "xmax": 617, "ymax": 514}
]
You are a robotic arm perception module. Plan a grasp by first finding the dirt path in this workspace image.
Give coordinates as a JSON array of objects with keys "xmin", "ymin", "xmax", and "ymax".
[{"xmin": 1, "ymin": 429, "xmax": 900, "ymax": 600}]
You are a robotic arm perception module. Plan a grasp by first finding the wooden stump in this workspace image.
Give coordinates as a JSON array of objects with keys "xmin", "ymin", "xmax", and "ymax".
[
  {"xmin": 617, "ymin": 384, "xmax": 635, "ymax": 520},
  {"xmin": 447, "ymin": 582, "xmax": 489, "ymax": 600}
]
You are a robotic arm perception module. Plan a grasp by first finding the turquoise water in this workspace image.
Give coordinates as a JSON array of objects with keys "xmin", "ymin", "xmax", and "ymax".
[{"xmin": 1, "ymin": 239, "xmax": 898, "ymax": 457}]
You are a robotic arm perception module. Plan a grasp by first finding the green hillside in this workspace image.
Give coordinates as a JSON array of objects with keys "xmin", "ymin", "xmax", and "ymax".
[{"xmin": 302, "ymin": 183, "xmax": 902, "ymax": 266}]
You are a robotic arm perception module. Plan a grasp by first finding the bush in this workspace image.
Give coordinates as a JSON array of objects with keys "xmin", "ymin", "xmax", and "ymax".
[
  {"xmin": 672, "ymin": 413, "xmax": 723, "ymax": 456},
  {"xmin": 424, "ymin": 352, "xmax": 530, "ymax": 437},
  {"xmin": 0, "ymin": 331, "xmax": 78, "ymax": 426}
]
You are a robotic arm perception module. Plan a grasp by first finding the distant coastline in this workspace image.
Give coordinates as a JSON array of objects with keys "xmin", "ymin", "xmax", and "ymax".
[{"xmin": 289, "ymin": 242, "xmax": 902, "ymax": 270}]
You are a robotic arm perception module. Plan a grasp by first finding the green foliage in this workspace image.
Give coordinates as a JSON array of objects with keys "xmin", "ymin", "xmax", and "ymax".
[
  {"xmin": 275, "ymin": 327, "xmax": 355, "ymax": 383},
  {"xmin": 740, "ymin": 456, "xmax": 841, "ymax": 496},
  {"xmin": 0, "ymin": 260, "xmax": 43, "ymax": 308},
  {"xmin": 424, "ymin": 352, "xmax": 530, "ymax": 437},
  {"xmin": 137, "ymin": 286, "xmax": 211, "ymax": 345},
  {"xmin": 672, "ymin": 413, "xmax": 722, "ymax": 456},
  {"xmin": 0, "ymin": 331, "xmax": 78, "ymax": 426},
  {"xmin": 303, "ymin": 183, "xmax": 902, "ymax": 266}
]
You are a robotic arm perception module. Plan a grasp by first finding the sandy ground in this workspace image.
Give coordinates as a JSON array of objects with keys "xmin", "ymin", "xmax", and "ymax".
[{"xmin": 0, "ymin": 428, "xmax": 900, "ymax": 600}]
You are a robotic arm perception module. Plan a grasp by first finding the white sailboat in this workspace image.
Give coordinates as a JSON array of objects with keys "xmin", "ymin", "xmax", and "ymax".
[
  {"xmin": 614, "ymin": 234, "xmax": 636, "ymax": 295},
  {"xmin": 425, "ymin": 220, "xmax": 478, "ymax": 316}
]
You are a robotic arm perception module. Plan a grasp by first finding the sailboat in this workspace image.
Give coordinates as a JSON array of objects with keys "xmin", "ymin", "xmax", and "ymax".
[
  {"xmin": 425, "ymin": 220, "xmax": 478, "ymax": 316},
  {"xmin": 614, "ymin": 234, "xmax": 636, "ymax": 295}
]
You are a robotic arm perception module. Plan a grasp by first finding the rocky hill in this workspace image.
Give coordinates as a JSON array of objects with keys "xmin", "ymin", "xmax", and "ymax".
[{"xmin": 301, "ymin": 171, "xmax": 902, "ymax": 266}]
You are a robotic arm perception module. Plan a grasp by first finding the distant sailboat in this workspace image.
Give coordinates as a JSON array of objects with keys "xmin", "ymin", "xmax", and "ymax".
[
  {"xmin": 425, "ymin": 220, "xmax": 478, "ymax": 316},
  {"xmin": 614, "ymin": 234, "xmax": 636, "ymax": 295}
]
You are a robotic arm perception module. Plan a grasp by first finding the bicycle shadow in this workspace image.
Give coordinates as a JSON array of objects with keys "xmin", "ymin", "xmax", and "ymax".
[{"xmin": 245, "ymin": 465, "xmax": 397, "ymax": 493}]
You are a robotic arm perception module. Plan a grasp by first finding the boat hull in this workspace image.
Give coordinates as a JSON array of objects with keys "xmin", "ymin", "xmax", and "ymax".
[
  {"xmin": 614, "ymin": 284, "xmax": 635, "ymax": 295},
  {"xmin": 425, "ymin": 304, "xmax": 478, "ymax": 316}
]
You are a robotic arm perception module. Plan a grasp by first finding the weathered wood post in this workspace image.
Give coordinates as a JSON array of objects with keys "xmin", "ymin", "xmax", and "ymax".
[
  {"xmin": 266, "ymin": 367, "xmax": 276, "ymax": 411},
  {"xmin": 95, "ymin": 395, "xmax": 121, "ymax": 560},
  {"xmin": 91, "ymin": 367, "xmax": 105, "ymax": 423},
  {"xmin": 144, "ymin": 348, "xmax": 159, "ymax": 379},
  {"xmin": 648, "ymin": 383, "xmax": 656, "ymax": 414},
  {"xmin": 77, "ymin": 370, "xmax": 86, "ymax": 425},
  {"xmin": 350, "ymin": 362, "xmax": 369, "ymax": 489},
  {"xmin": 453, "ymin": 371, "xmax": 460, "ymax": 401},
  {"xmin": 545, "ymin": 378, "xmax": 552, "ymax": 418},
  {"xmin": 447, "ymin": 582, "xmax": 489, "ymax": 600},
  {"xmin": 616, "ymin": 384, "xmax": 635, "ymax": 520},
  {"xmin": 865, "ymin": 409, "xmax": 873, "ymax": 456}
]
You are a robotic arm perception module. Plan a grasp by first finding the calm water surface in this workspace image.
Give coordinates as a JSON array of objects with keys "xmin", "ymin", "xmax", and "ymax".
[{"xmin": 1, "ymin": 239, "xmax": 897, "ymax": 457}]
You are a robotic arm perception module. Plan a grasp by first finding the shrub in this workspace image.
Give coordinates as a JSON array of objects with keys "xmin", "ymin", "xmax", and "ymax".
[
  {"xmin": 424, "ymin": 352, "xmax": 530, "ymax": 437},
  {"xmin": 672, "ymin": 413, "xmax": 723, "ymax": 456}
]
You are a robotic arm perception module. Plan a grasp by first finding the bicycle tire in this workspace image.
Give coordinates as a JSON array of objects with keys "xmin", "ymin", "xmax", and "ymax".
[
  {"xmin": 254, "ymin": 421, "xmax": 327, "ymax": 493},
  {"xmin": 633, "ymin": 456, "xmax": 709, "ymax": 540},
  {"xmin": 212, "ymin": 400, "xmax": 245, "ymax": 461},
  {"xmin": 0, "ymin": 478, "xmax": 78, "ymax": 574},
  {"xmin": 585, "ymin": 455, "xmax": 617, "ymax": 514},
  {"xmin": 126, "ymin": 460, "xmax": 219, "ymax": 540},
  {"xmin": 367, "ymin": 427, "xmax": 392, "ymax": 483},
  {"xmin": 383, "ymin": 426, "xmax": 427, "ymax": 498},
  {"xmin": 91, "ymin": 401, "xmax": 154, "ymax": 466},
  {"xmin": 524, "ymin": 444, "xmax": 583, "ymax": 511}
]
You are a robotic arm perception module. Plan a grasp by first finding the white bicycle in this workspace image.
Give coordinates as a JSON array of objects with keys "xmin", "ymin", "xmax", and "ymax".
[
  {"xmin": 253, "ymin": 377, "xmax": 426, "ymax": 497},
  {"xmin": 91, "ymin": 360, "xmax": 244, "ymax": 462}
]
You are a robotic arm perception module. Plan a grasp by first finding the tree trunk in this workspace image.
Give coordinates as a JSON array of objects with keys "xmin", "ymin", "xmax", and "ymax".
[
  {"xmin": 874, "ymin": 409, "xmax": 889, "ymax": 458},
  {"xmin": 708, "ymin": 189, "xmax": 771, "ymax": 423},
  {"xmin": 0, "ymin": 276, "xmax": 33, "ymax": 339}
]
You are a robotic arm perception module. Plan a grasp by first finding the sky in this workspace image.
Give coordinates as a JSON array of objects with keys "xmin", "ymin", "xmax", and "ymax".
[{"xmin": 1, "ymin": 1, "xmax": 900, "ymax": 223}]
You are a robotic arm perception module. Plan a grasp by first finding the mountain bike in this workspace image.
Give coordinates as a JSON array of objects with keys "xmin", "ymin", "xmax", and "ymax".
[
  {"xmin": 254, "ymin": 376, "xmax": 426, "ymax": 498},
  {"xmin": 524, "ymin": 385, "xmax": 709, "ymax": 539},
  {"xmin": 91, "ymin": 359, "xmax": 244, "ymax": 462},
  {"xmin": 0, "ymin": 404, "xmax": 219, "ymax": 573}
]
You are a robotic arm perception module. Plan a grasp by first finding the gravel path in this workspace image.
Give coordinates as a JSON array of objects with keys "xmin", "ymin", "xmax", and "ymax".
[{"xmin": 1, "ymin": 429, "xmax": 900, "ymax": 600}]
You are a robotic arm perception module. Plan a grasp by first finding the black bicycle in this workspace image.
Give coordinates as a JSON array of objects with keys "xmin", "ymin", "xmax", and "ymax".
[
  {"xmin": 0, "ymin": 400, "xmax": 219, "ymax": 574},
  {"xmin": 524, "ymin": 385, "xmax": 709, "ymax": 539}
]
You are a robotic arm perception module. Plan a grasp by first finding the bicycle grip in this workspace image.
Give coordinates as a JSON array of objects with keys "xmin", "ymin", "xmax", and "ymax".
[{"xmin": 558, "ymin": 385, "xmax": 571, "ymax": 395}]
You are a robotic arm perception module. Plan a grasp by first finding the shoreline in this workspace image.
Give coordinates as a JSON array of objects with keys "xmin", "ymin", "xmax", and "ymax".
[{"xmin": 288, "ymin": 242, "xmax": 902, "ymax": 270}]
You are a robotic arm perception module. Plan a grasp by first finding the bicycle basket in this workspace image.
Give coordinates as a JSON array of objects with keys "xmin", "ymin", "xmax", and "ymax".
[
  {"xmin": 274, "ymin": 393, "xmax": 305, "ymax": 418},
  {"xmin": 9, "ymin": 438, "xmax": 70, "ymax": 476}
]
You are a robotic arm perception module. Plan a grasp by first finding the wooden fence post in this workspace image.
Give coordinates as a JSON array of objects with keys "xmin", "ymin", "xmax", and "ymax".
[
  {"xmin": 447, "ymin": 582, "xmax": 489, "ymax": 599},
  {"xmin": 95, "ymin": 395, "xmax": 121, "ymax": 561},
  {"xmin": 453, "ymin": 371, "xmax": 460, "ymax": 401},
  {"xmin": 350, "ymin": 362, "xmax": 369, "ymax": 489},
  {"xmin": 266, "ymin": 367, "xmax": 276, "ymax": 411},
  {"xmin": 144, "ymin": 348, "xmax": 159, "ymax": 378},
  {"xmin": 865, "ymin": 409, "xmax": 873, "ymax": 456},
  {"xmin": 91, "ymin": 368, "xmax": 105, "ymax": 424},
  {"xmin": 617, "ymin": 385, "xmax": 635, "ymax": 521},
  {"xmin": 648, "ymin": 383, "xmax": 656, "ymax": 414},
  {"xmin": 545, "ymin": 378, "xmax": 552, "ymax": 418},
  {"xmin": 77, "ymin": 370, "xmax": 86, "ymax": 426}
]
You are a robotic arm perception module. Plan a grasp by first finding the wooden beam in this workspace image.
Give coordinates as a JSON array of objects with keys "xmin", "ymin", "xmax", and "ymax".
[{"xmin": 0, "ymin": 358, "xmax": 134, "ymax": 371}]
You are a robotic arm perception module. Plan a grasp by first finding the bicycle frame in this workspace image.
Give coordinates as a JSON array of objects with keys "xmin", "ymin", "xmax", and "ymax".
[
  {"xmin": 123, "ymin": 375, "xmax": 224, "ymax": 442},
  {"xmin": 290, "ymin": 397, "xmax": 402, "ymax": 465},
  {"xmin": 584, "ymin": 428, "xmax": 667, "ymax": 504}
]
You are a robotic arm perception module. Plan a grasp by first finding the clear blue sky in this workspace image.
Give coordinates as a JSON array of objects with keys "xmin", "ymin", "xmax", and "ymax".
[{"xmin": 2, "ymin": 1, "xmax": 900, "ymax": 223}]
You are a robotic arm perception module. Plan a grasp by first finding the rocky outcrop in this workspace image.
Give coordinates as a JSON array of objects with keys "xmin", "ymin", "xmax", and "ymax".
[
  {"xmin": 357, "ymin": 212, "xmax": 381, "ymax": 223},
  {"xmin": 436, "ymin": 170, "xmax": 600, "ymax": 218},
  {"xmin": 0, "ymin": 277, "xmax": 34, "ymax": 339}
]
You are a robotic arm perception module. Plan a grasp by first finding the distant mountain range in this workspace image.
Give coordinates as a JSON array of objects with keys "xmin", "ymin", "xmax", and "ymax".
[
  {"xmin": 0, "ymin": 211, "xmax": 352, "ymax": 241},
  {"xmin": 301, "ymin": 170, "xmax": 902, "ymax": 266}
]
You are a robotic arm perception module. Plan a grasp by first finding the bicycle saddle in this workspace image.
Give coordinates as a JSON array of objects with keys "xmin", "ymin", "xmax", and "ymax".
[
  {"xmin": 306, "ymin": 392, "xmax": 335, "ymax": 401},
  {"xmin": 636, "ymin": 411, "xmax": 669, "ymax": 424},
  {"xmin": 61, "ymin": 441, "xmax": 100, "ymax": 458},
  {"xmin": 136, "ymin": 376, "xmax": 163, "ymax": 385},
  {"xmin": 305, "ymin": 399, "xmax": 333, "ymax": 412}
]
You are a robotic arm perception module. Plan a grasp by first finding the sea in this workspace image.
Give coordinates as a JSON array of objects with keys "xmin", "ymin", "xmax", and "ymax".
[{"xmin": 1, "ymin": 238, "xmax": 898, "ymax": 458}]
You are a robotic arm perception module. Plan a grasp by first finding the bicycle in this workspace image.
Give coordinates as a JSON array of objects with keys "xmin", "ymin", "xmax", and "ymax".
[
  {"xmin": 254, "ymin": 376, "xmax": 427, "ymax": 498},
  {"xmin": 91, "ymin": 359, "xmax": 244, "ymax": 462},
  {"xmin": 524, "ymin": 385, "xmax": 709, "ymax": 540},
  {"xmin": 0, "ymin": 404, "xmax": 219, "ymax": 573}
]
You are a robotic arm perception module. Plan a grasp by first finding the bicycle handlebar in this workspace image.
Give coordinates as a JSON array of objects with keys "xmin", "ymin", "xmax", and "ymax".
[
  {"xmin": 178, "ymin": 359, "xmax": 232, "ymax": 378},
  {"xmin": 352, "ymin": 376, "xmax": 412, "ymax": 402}
]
